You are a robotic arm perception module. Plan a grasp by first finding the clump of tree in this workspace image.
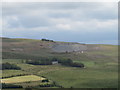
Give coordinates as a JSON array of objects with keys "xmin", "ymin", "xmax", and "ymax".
[
  {"xmin": 58, "ymin": 58, "xmax": 73, "ymax": 66},
  {"xmin": 42, "ymin": 79, "xmax": 49, "ymax": 82},
  {"xmin": 26, "ymin": 59, "xmax": 52, "ymax": 65},
  {"xmin": 58, "ymin": 58, "xmax": 84, "ymax": 67},
  {"xmin": 41, "ymin": 38, "xmax": 54, "ymax": 42},
  {"xmin": 39, "ymin": 84, "xmax": 55, "ymax": 87},
  {"xmin": 2, "ymin": 52, "xmax": 84, "ymax": 68},
  {"xmin": 71, "ymin": 62, "xmax": 84, "ymax": 67},
  {"xmin": 50, "ymin": 58, "xmax": 84, "ymax": 68},
  {"xmin": 25, "ymin": 57, "xmax": 84, "ymax": 68},
  {"xmin": 1, "ymin": 62, "xmax": 21, "ymax": 70}
]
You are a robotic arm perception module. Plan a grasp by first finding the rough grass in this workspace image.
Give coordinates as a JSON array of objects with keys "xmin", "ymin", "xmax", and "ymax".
[
  {"xmin": 2, "ymin": 59, "xmax": 118, "ymax": 88},
  {"xmin": 2, "ymin": 59, "xmax": 23, "ymax": 64},
  {"xmin": 2, "ymin": 70, "xmax": 28, "ymax": 78},
  {"xmin": 41, "ymin": 66, "xmax": 118, "ymax": 88},
  {"xmin": 1, "ymin": 75, "xmax": 45, "ymax": 84},
  {"xmin": 2, "ymin": 38, "xmax": 118, "ymax": 88}
]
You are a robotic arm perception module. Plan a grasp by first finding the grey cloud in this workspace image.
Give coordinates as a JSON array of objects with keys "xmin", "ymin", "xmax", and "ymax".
[
  {"xmin": 2, "ymin": 2, "xmax": 118, "ymax": 44},
  {"xmin": 48, "ymin": 12, "xmax": 72, "ymax": 18},
  {"xmin": 3, "ymin": 2, "xmax": 117, "ymax": 20},
  {"xmin": 18, "ymin": 16, "xmax": 51, "ymax": 28}
]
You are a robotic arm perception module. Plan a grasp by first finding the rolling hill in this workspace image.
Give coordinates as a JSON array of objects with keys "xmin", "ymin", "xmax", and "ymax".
[{"xmin": 1, "ymin": 37, "xmax": 118, "ymax": 89}]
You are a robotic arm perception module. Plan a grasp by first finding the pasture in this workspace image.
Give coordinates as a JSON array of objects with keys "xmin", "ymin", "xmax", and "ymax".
[
  {"xmin": 2, "ymin": 38, "xmax": 118, "ymax": 88},
  {"xmin": 1, "ymin": 75, "xmax": 45, "ymax": 84},
  {"xmin": 2, "ymin": 58, "xmax": 118, "ymax": 88},
  {"xmin": 41, "ymin": 66, "xmax": 118, "ymax": 88}
]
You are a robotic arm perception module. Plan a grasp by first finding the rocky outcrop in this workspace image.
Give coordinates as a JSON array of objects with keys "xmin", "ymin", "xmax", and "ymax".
[{"xmin": 51, "ymin": 42, "xmax": 87, "ymax": 53}]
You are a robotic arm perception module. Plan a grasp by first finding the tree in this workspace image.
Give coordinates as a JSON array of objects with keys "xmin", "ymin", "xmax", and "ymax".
[{"xmin": 2, "ymin": 62, "xmax": 21, "ymax": 70}]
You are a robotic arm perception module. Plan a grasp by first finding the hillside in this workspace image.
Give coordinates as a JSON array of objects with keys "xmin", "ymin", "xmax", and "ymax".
[
  {"xmin": 2, "ymin": 37, "xmax": 87, "ymax": 52},
  {"xmin": 2, "ymin": 38, "xmax": 118, "ymax": 62},
  {"xmin": 1, "ymin": 37, "xmax": 118, "ymax": 89}
]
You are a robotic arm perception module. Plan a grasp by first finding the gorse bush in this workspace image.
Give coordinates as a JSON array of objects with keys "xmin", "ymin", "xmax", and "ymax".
[{"xmin": 26, "ymin": 59, "xmax": 52, "ymax": 65}]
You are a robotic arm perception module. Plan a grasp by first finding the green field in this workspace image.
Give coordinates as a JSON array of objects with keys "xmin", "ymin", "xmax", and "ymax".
[
  {"xmin": 41, "ymin": 66, "xmax": 118, "ymax": 88},
  {"xmin": 1, "ymin": 38, "xmax": 118, "ymax": 88},
  {"xmin": 2, "ymin": 58, "xmax": 118, "ymax": 88},
  {"xmin": 1, "ymin": 75, "xmax": 45, "ymax": 83}
]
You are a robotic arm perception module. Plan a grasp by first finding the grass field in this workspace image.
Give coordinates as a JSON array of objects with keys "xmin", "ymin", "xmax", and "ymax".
[
  {"xmin": 1, "ymin": 75, "xmax": 45, "ymax": 83},
  {"xmin": 2, "ymin": 38, "xmax": 118, "ymax": 88},
  {"xmin": 2, "ymin": 70, "xmax": 28, "ymax": 78},
  {"xmin": 41, "ymin": 66, "xmax": 118, "ymax": 88},
  {"xmin": 2, "ymin": 59, "xmax": 117, "ymax": 88}
]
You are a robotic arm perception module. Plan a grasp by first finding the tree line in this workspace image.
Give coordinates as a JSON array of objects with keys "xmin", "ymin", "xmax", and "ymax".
[
  {"xmin": 1, "ymin": 62, "xmax": 21, "ymax": 70},
  {"xmin": 2, "ymin": 52, "xmax": 84, "ymax": 68},
  {"xmin": 25, "ymin": 57, "xmax": 84, "ymax": 68}
]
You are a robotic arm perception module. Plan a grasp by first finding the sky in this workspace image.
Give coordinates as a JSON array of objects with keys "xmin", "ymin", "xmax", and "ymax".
[{"xmin": 1, "ymin": 2, "xmax": 118, "ymax": 45}]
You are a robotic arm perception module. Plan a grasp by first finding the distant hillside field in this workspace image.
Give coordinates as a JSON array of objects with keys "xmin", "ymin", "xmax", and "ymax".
[
  {"xmin": 1, "ymin": 37, "xmax": 118, "ymax": 89},
  {"xmin": 1, "ymin": 75, "xmax": 45, "ymax": 83}
]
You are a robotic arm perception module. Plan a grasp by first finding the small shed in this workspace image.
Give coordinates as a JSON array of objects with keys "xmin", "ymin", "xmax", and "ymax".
[{"xmin": 52, "ymin": 61, "xmax": 58, "ymax": 65}]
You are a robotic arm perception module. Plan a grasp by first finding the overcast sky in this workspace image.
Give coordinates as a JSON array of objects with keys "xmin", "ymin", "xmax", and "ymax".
[{"xmin": 2, "ymin": 2, "xmax": 118, "ymax": 44}]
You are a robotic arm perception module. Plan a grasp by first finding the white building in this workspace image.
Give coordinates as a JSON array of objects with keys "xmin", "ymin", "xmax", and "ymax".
[{"xmin": 52, "ymin": 61, "xmax": 58, "ymax": 65}]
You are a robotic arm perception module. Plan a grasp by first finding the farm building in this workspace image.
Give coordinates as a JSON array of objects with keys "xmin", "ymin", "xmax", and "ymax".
[{"xmin": 52, "ymin": 61, "xmax": 58, "ymax": 65}]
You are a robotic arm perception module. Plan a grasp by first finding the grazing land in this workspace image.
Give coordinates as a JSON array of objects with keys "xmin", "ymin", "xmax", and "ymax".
[
  {"xmin": 1, "ymin": 37, "xmax": 118, "ymax": 89},
  {"xmin": 1, "ymin": 75, "xmax": 45, "ymax": 83}
]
